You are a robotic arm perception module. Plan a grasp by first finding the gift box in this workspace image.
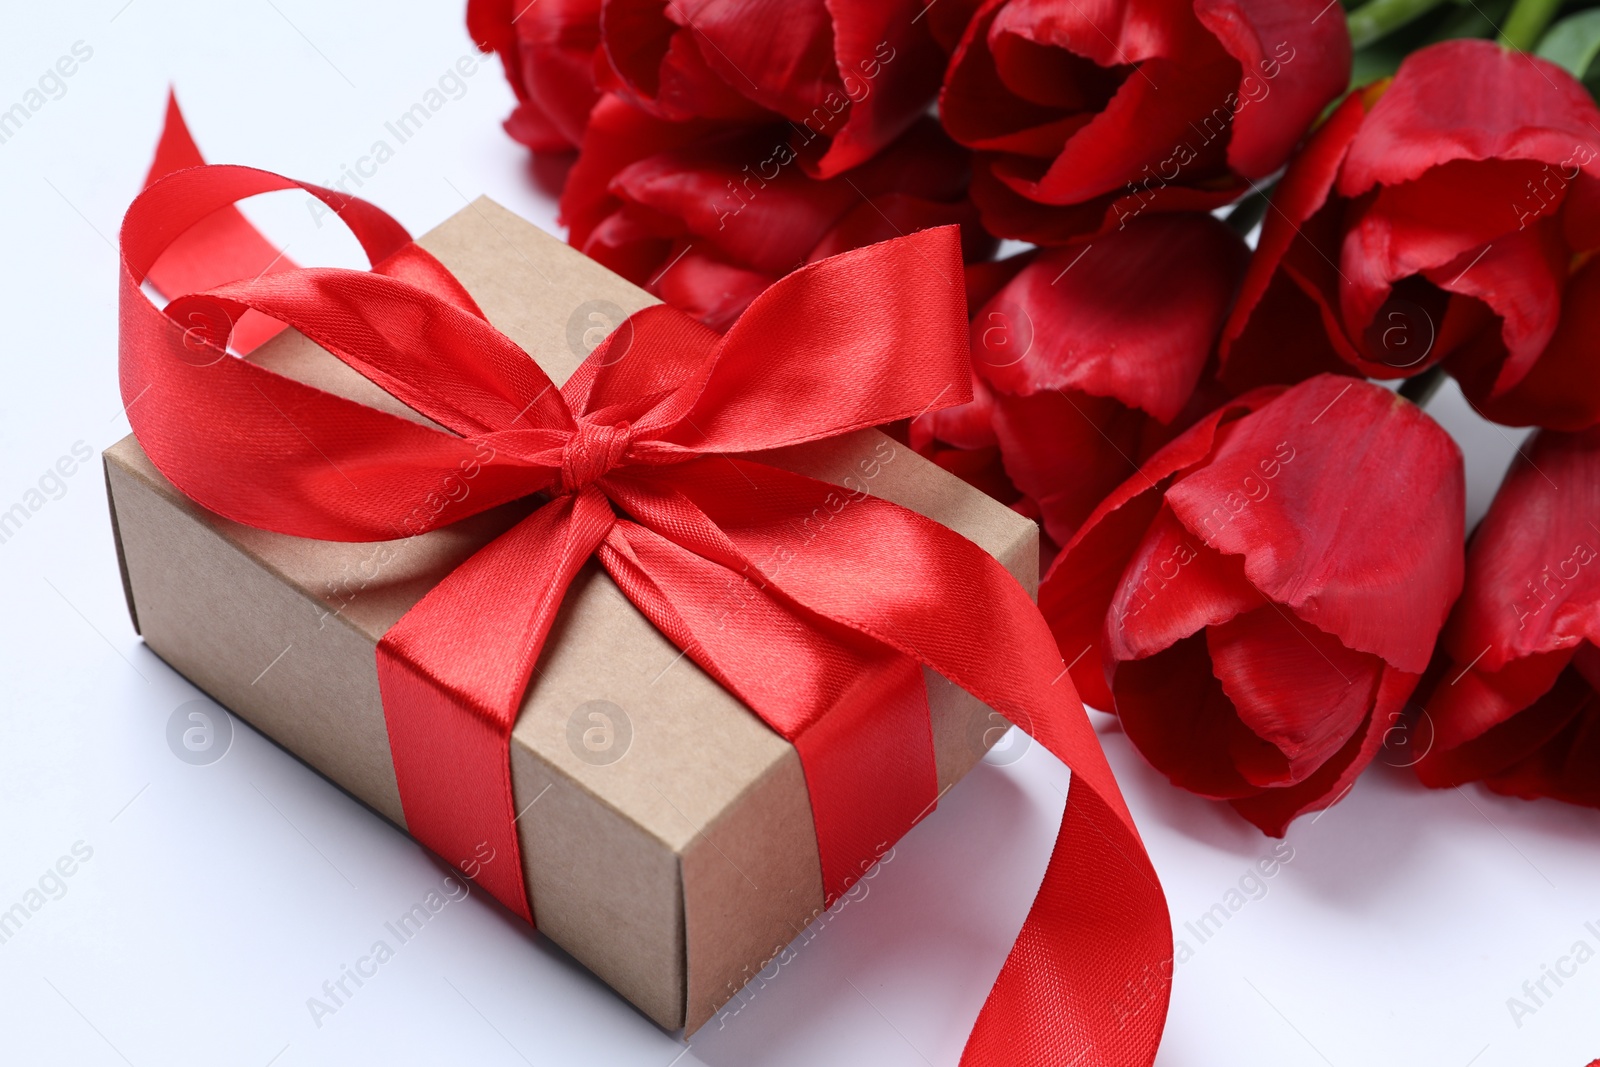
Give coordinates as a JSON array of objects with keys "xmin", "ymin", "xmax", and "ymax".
[{"xmin": 105, "ymin": 194, "xmax": 1037, "ymax": 1032}]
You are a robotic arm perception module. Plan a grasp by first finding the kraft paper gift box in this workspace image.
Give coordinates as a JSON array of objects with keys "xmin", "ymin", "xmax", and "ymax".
[{"xmin": 103, "ymin": 197, "xmax": 1037, "ymax": 1033}]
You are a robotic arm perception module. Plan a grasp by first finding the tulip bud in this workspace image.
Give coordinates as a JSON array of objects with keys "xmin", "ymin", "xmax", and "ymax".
[
  {"xmin": 1418, "ymin": 426, "xmax": 1600, "ymax": 808},
  {"xmin": 1042, "ymin": 375, "xmax": 1465, "ymax": 833},
  {"xmin": 1221, "ymin": 39, "xmax": 1600, "ymax": 431},
  {"xmin": 938, "ymin": 0, "xmax": 1351, "ymax": 243},
  {"xmin": 917, "ymin": 214, "xmax": 1248, "ymax": 548}
]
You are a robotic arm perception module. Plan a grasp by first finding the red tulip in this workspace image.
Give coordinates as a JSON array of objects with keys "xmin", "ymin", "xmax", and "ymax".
[
  {"xmin": 1041, "ymin": 375, "xmax": 1464, "ymax": 833},
  {"xmin": 1418, "ymin": 427, "xmax": 1600, "ymax": 809},
  {"xmin": 1220, "ymin": 40, "xmax": 1600, "ymax": 429},
  {"xmin": 561, "ymin": 104, "xmax": 996, "ymax": 330},
  {"xmin": 939, "ymin": 0, "xmax": 1350, "ymax": 243},
  {"xmin": 596, "ymin": 0, "xmax": 947, "ymax": 177},
  {"xmin": 469, "ymin": 0, "xmax": 603, "ymax": 152},
  {"xmin": 923, "ymin": 0, "xmax": 990, "ymax": 54},
  {"xmin": 915, "ymin": 213, "xmax": 1247, "ymax": 548}
]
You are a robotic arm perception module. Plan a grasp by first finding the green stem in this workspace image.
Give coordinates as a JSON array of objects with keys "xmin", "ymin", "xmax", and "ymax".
[
  {"xmin": 1499, "ymin": 0, "xmax": 1562, "ymax": 50},
  {"xmin": 1425, "ymin": 0, "xmax": 1508, "ymax": 43},
  {"xmin": 1397, "ymin": 365, "xmax": 1447, "ymax": 407},
  {"xmin": 1346, "ymin": 0, "xmax": 1452, "ymax": 49}
]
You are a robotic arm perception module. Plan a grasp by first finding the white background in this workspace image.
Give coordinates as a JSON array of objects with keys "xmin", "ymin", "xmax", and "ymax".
[{"xmin": 0, "ymin": 3, "xmax": 1596, "ymax": 1065}]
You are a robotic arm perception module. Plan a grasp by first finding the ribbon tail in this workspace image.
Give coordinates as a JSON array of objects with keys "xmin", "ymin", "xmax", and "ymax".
[
  {"xmin": 961, "ymin": 788, "xmax": 1169, "ymax": 1066},
  {"xmin": 596, "ymin": 512, "xmax": 939, "ymax": 904},
  {"xmin": 377, "ymin": 488, "xmax": 616, "ymax": 921},
  {"xmin": 619, "ymin": 458, "xmax": 1174, "ymax": 1067}
]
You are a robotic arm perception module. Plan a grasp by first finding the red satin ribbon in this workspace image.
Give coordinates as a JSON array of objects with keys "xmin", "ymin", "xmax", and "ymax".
[{"xmin": 119, "ymin": 102, "xmax": 1173, "ymax": 1066}]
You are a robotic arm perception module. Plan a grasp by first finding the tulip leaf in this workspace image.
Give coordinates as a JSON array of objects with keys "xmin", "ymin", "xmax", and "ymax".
[
  {"xmin": 1351, "ymin": 42, "xmax": 1406, "ymax": 86},
  {"xmin": 1350, "ymin": 0, "xmax": 1510, "ymax": 88},
  {"xmin": 1537, "ymin": 8, "xmax": 1600, "ymax": 83},
  {"xmin": 1426, "ymin": 0, "xmax": 1509, "ymax": 44}
]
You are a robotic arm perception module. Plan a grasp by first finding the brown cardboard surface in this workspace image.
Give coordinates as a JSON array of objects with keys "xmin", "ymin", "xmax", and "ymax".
[{"xmin": 105, "ymin": 198, "xmax": 1038, "ymax": 1033}]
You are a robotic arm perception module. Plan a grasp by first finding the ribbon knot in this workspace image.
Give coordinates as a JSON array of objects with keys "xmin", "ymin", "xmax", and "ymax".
[{"xmin": 560, "ymin": 419, "xmax": 631, "ymax": 493}]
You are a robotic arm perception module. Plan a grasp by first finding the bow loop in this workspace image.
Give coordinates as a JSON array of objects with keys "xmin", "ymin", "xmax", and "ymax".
[{"xmin": 632, "ymin": 228, "xmax": 974, "ymax": 458}]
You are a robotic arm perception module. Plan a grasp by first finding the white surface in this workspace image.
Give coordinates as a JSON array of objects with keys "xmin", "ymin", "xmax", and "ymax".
[{"xmin": 0, "ymin": 3, "xmax": 1596, "ymax": 1065}]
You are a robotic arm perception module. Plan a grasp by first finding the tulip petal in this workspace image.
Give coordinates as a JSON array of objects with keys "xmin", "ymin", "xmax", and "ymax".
[
  {"xmin": 600, "ymin": 0, "xmax": 771, "ymax": 121},
  {"xmin": 823, "ymin": 116, "xmax": 977, "ymax": 201},
  {"xmin": 1114, "ymin": 632, "xmax": 1280, "ymax": 798},
  {"xmin": 1220, "ymin": 93, "xmax": 1366, "ymax": 386},
  {"xmin": 1230, "ymin": 663, "xmax": 1414, "ymax": 834},
  {"xmin": 649, "ymin": 245, "xmax": 777, "ymax": 331},
  {"xmin": 566, "ymin": 113, "xmax": 983, "ymax": 330},
  {"xmin": 965, "ymin": 250, "xmax": 1037, "ymax": 310},
  {"xmin": 598, "ymin": 116, "xmax": 979, "ymax": 275},
  {"xmin": 808, "ymin": 0, "xmax": 947, "ymax": 176},
  {"xmin": 514, "ymin": 0, "xmax": 605, "ymax": 147},
  {"xmin": 503, "ymin": 104, "xmax": 574, "ymax": 154},
  {"xmin": 1426, "ymin": 647, "xmax": 1572, "ymax": 753},
  {"xmin": 989, "ymin": 17, "xmax": 1128, "ymax": 109},
  {"xmin": 1207, "ymin": 606, "xmax": 1384, "ymax": 781},
  {"xmin": 1562, "ymin": 173, "xmax": 1600, "ymax": 252},
  {"xmin": 1341, "ymin": 195, "xmax": 1567, "ymax": 389},
  {"xmin": 1457, "ymin": 254, "xmax": 1600, "ymax": 428},
  {"xmin": 1338, "ymin": 39, "xmax": 1600, "ymax": 199},
  {"xmin": 990, "ymin": 388, "xmax": 1148, "ymax": 547},
  {"xmin": 1219, "ymin": 267, "xmax": 1364, "ymax": 391},
  {"xmin": 1004, "ymin": 54, "xmax": 1239, "ymax": 205},
  {"xmin": 927, "ymin": 0, "xmax": 989, "ymax": 53},
  {"xmin": 919, "ymin": 371, "xmax": 1000, "ymax": 450},
  {"xmin": 922, "ymin": 443, "xmax": 1024, "ymax": 505},
  {"xmin": 975, "ymin": 215, "xmax": 1247, "ymax": 421},
  {"xmin": 468, "ymin": 0, "xmax": 522, "ymax": 84},
  {"xmin": 1439, "ymin": 426, "xmax": 1600, "ymax": 670},
  {"xmin": 1041, "ymin": 390, "xmax": 1278, "ymax": 707},
  {"xmin": 969, "ymin": 158, "xmax": 1115, "ymax": 237},
  {"xmin": 683, "ymin": 0, "xmax": 839, "ymax": 115},
  {"xmin": 993, "ymin": 0, "xmax": 1208, "ymax": 70},
  {"xmin": 560, "ymin": 94, "xmax": 723, "ymax": 246},
  {"xmin": 580, "ymin": 206, "xmax": 677, "ymax": 284},
  {"xmin": 1363, "ymin": 159, "xmax": 1564, "ymax": 277},
  {"xmin": 941, "ymin": 0, "xmax": 1098, "ymax": 158},
  {"xmin": 948, "ymin": 0, "xmax": 1243, "ymax": 204},
  {"xmin": 1194, "ymin": 0, "xmax": 1351, "ymax": 179},
  {"xmin": 1107, "ymin": 503, "xmax": 1261, "ymax": 662},
  {"xmin": 1433, "ymin": 221, "xmax": 1567, "ymax": 397},
  {"xmin": 1045, "ymin": 486, "xmax": 1162, "ymax": 712},
  {"xmin": 1339, "ymin": 158, "xmax": 1559, "ymax": 328},
  {"xmin": 1163, "ymin": 375, "xmax": 1464, "ymax": 673},
  {"xmin": 607, "ymin": 132, "xmax": 858, "ymax": 273},
  {"xmin": 807, "ymin": 193, "xmax": 995, "ymax": 265},
  {"xmin": 968, "ymin": 154, "xmax": 1243, "ymax": 243},
  {"xmin": 1419, "ymin": 658, "xmax": 1591, "ymax": 788},
  {"xmin": 1483, "ymin": 683, "xmax": 1600, "ymax": 807}
]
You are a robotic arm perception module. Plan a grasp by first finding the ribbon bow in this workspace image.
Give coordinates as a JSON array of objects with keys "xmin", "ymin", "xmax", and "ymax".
[{"xmin": 117, "ymin": 102, "xmax": 1173, "ymax": 1067}]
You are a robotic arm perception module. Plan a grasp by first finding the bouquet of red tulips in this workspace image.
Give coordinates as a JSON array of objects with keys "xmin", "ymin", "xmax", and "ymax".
[{"xmin": 469, "ymin": 0, "xmax": 1600, "ymax": 831}]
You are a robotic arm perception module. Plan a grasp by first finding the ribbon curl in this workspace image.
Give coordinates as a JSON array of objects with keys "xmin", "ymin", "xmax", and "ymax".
[{"xmin": 118, "ymin": 102, "xmax": 1174, "ymax": 1067}]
